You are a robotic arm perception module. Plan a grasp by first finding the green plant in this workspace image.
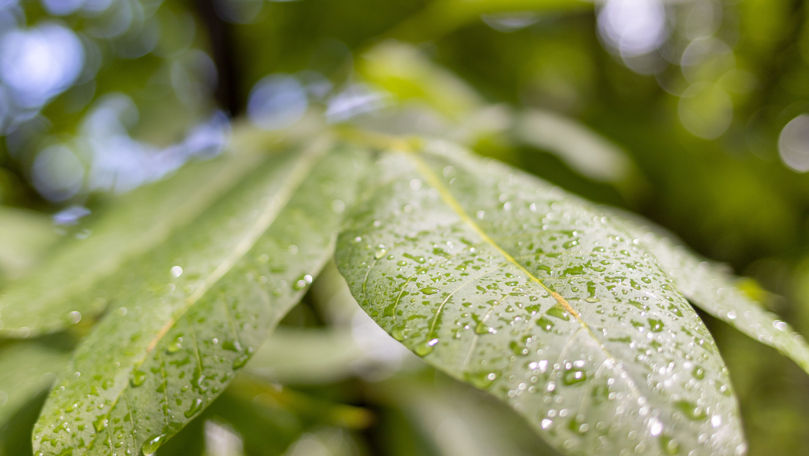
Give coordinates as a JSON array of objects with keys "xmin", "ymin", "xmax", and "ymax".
[
  {"xmin": 3, "ymin": 1, "xmax": 809, "ymax": 455},
  {"xmin": 1, "ymin": 119, "xmax": 806, "ymax": 456}
]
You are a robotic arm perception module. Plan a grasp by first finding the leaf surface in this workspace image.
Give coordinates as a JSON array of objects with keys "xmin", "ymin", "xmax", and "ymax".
[
  {"xmin": 33, "ymin": 142, "xmax": 369, "ymax": 455},
  {"xmin": 0, "ymin": 133, "xmax": 271, "ymax": 337},
  {"xmin": 609, "ymin": 211, "xmax": 809, "ymax": 374},
  {"xmin": 335, "ymin": 140, "xmax": 745, "ymax": 456}
]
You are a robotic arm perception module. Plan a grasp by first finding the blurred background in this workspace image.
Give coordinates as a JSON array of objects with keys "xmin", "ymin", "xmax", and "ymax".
[{"xmin": 1, "ymin": 0, "xmax": 808, "ymax": 454}]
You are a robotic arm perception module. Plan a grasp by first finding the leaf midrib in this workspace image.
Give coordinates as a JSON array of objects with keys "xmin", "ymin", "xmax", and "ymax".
[
  {"xmin": 402, "ymin": 149, "xmax": 647, "ymax": 407},
  {"xmin": 82, "ymin": 138, "xmax": 331, "ymax": 452}
]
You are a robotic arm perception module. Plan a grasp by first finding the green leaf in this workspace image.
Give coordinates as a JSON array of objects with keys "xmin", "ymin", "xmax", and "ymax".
[
  {"xmin": 374, "ymin": 374, "xmax": 558, "ymax": 456},
  {"xmin": 335, "ymin": 139, "xmax": 745, "ymax": 456},
  {"xmin": 515, "ymin": 110, "xmax": 633, "ymax": 184},
  {"xmin": 32, "ymin": 142, "xmax": 370, "ymax": 455},
  {"xmin": 390, "ymin": 0, "xmax": 593, "ymax": 41},
  {"xmin": 0, "ymin": 343, "xmax": 68, "ymax": 427},
  {"xmin": 0, "ymin": 127, "xmax": 279, "ymax": 337},
  {"xmin": 609, "ymin": 210, "xmax": 809, "ymax": 374},
  {"xmin": 245, "ymin": 328, "xmax": 368, "ymax": 384},
  {"xmin": 0, "ymin": 207, "xmax": 58, "ymax": 281}
]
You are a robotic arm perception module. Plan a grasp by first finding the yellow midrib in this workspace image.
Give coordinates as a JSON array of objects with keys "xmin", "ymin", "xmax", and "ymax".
[
  {"xmin": 78, "ymin": 138, "xmax": 330, "ymax": 453},
  {"xmin": 405, "ymin": 151, "xmax": 579, "ymax": 318},
  {"xmin": 402, "ymin": 148, "xmax": 645, "ymax": 402}
]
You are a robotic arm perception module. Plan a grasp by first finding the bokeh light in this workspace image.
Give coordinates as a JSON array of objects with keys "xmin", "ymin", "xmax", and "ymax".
[
  {"xmin": 0, "ymin": 23, "xmax": 84, "ymax": 108},
  {"xmin": 778, "ymin": 114, "xmax": 809, "ymax": 173},
  {"xmin": 247, "ymin": 75, "xmax": 308, "ymax": 130}
]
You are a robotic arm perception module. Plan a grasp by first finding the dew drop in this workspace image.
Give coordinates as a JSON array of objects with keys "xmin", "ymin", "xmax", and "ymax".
[
  {"xmin": 674, "ymin": 400, "xmax": 707, "ymax": 421},
  {"xmin": 415, "ymin": 338, "xmax": 439, "ymax": 356},
  {"xmin": 166, "ymin": 336, "xmax": 183, "ymax": 354},
  {"xmin": 509, "ymin": 340, "xmax": 529, "ymax": 356},
  {"xmin": 141, "ymin": 434, "xmax": 167, "ymax": 455},
  {"xmin": 420, "ymin": 287, "xmax": 438, "ymax": 295},
  {"xmin": 170, "ymin": 266, "xmax": 183, "ymax": 278},
  {"xmin": 659, "ymin": 435, "xmax": 681, "ymax": 455},
  {"xmin": 292, "ymin": 274, "xmax": 313, "ymax": 291},
  {"xmin": 130, "ymin": 369, "xmax": 146, "ymax": 387},
  {"xmin": 648, "ymin": 319, "xmax": 664, "ymax": 332},
  {"xmin": 536, "ymin": 316, "xmax": 555, "ymax": 331},
  {"xmin": 563, "ymin": 240, "xmax": 579, "ymax": 249},
  {"xmin": 562, "ymin": 367, "xmax": 587, "ymax": 386},
  {"xmin": 223, "ymin": 339, "xmax": 243, "ymax": 353},
  {"xmin": 232, "ymin": 353, "xmax": 250, "ymax": 369},
  {"xmin": 184, "ymin": 397, "xmax": 204, "ymax": 418},
  {"xmin": 93, "ymin": 415, "xmax": 109, "ymax": 432},
  {"xmin": 649, "ymin": 417, "xmax": 663, "ymax": 436},
  {"xmin": 464, "ymin": 370, "xmax": 498, "ymax": 389},
  {"xmin": 567, "ymin": 416, "xmax": 589, "ymax": 435},
  {"xmin": 546, "ymin": 306, "xmax": 570, "ymax": 321}
]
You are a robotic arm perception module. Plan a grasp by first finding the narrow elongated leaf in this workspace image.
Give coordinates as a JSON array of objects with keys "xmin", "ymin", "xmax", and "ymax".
[
  {"xmin": 0, "ymin": 129, "xmax": 273, "ymax": 337},
  {"xmin": 515, "ymin": 110, "xmax": 633, "ymax": 184},
  {"xmin": 33, "ymin": 142, "xmax": 369, "ymax": 455},
  {"xmin": 609, "ymin": 211, "xmax": 809, "ymax": 374},
  {"xmin": 0, "ymin": 344, "xmax": 68, "ymax": 426},
  {"xmin": 335, "ymin": 140, "xmax": 745, "ymax": 456}
]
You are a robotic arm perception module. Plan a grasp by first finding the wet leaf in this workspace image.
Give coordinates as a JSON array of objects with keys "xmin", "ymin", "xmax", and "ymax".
[
  {"xmin": 32, "ymin": 142, "xmax": 370, "ymax": 455},
  {"xmin": 610, "ymin": 210, "xmax": 809, "ymax": 375},
  {"xmin": 0, "ymin": 127, "xmax": 278, "ymax": 337},
  {"xmin": 335, "ymin": 140, "xmax": 746, "ymax": 456}
]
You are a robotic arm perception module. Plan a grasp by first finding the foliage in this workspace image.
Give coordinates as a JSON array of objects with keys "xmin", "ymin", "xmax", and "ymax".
[{"xmin": 1, "ymin": 0, "xmax": 809, "ymax": 455}]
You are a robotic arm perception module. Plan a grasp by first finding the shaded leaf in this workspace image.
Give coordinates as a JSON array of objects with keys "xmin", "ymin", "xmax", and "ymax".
[
  {"xmin": 335, "ymin": 139, "xmax": 745, "ymax": 455},
  {"xmin": 609, "ymin": 210, "xmax": 809, "ymax": 374},
  {"xmin": 0, "ymin": 343, "xmax": 68, "ymax": 427},
  {"xmin": 245, "ymin": 328, "xmax": 368, "ymax": 384},
  {"xmin": 33, "ymin": 142, "xmax": 370, "ymax": 455},
  {"xmin": 372, "ymin": 374, "xmax": 558, "ymax": 456}
]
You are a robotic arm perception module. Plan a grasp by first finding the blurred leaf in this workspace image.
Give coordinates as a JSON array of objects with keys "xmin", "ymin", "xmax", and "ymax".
[
  {"xmin": 390, "ymin": 0, "xmax": 593, "ymax": 41},
  {"xmin": 610, "ymin": 210, "xmax": 809, "ymax": 374},
  {"xmin": 514, "ymin": 110, "xmax": 634, "ymax": 185},
  {"xmin": 228, "ymin": 375, "xmax": 373, "ymax": 431},
  {"xmin": 246, "ymin": 328, "xmax": 368, "ymax": 384},
  {"xmin": 0, "ymin": 343, "xmax": 68, "ymax": 427},
  {"xmin": 359, "ymin": 42, "xmax": 483, "ymax": 120},
  {"xmin": 0, "ymin": 208, "xmax": 58, "ymax": 280},
  {"xmin": 0, "ymin": 392, "xmax": 48, "ymax": 456},
  {"xmin": 283, "ymin": 428, "xmax": 364, "ymax": 456},
  {"xmin": 374, "ymin": 374, "xmax": 557, "ymax": 456},
  {"xmin": 335, "ymin": 138, "xmax": 744, "ymax": 455},
  {"xmin": 32, "ymin": 142, "xmax": 370, "ymax": 455},
  {"xmin": 0, "ymin": 126, "xmax": 285, "ymax": 337}
]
